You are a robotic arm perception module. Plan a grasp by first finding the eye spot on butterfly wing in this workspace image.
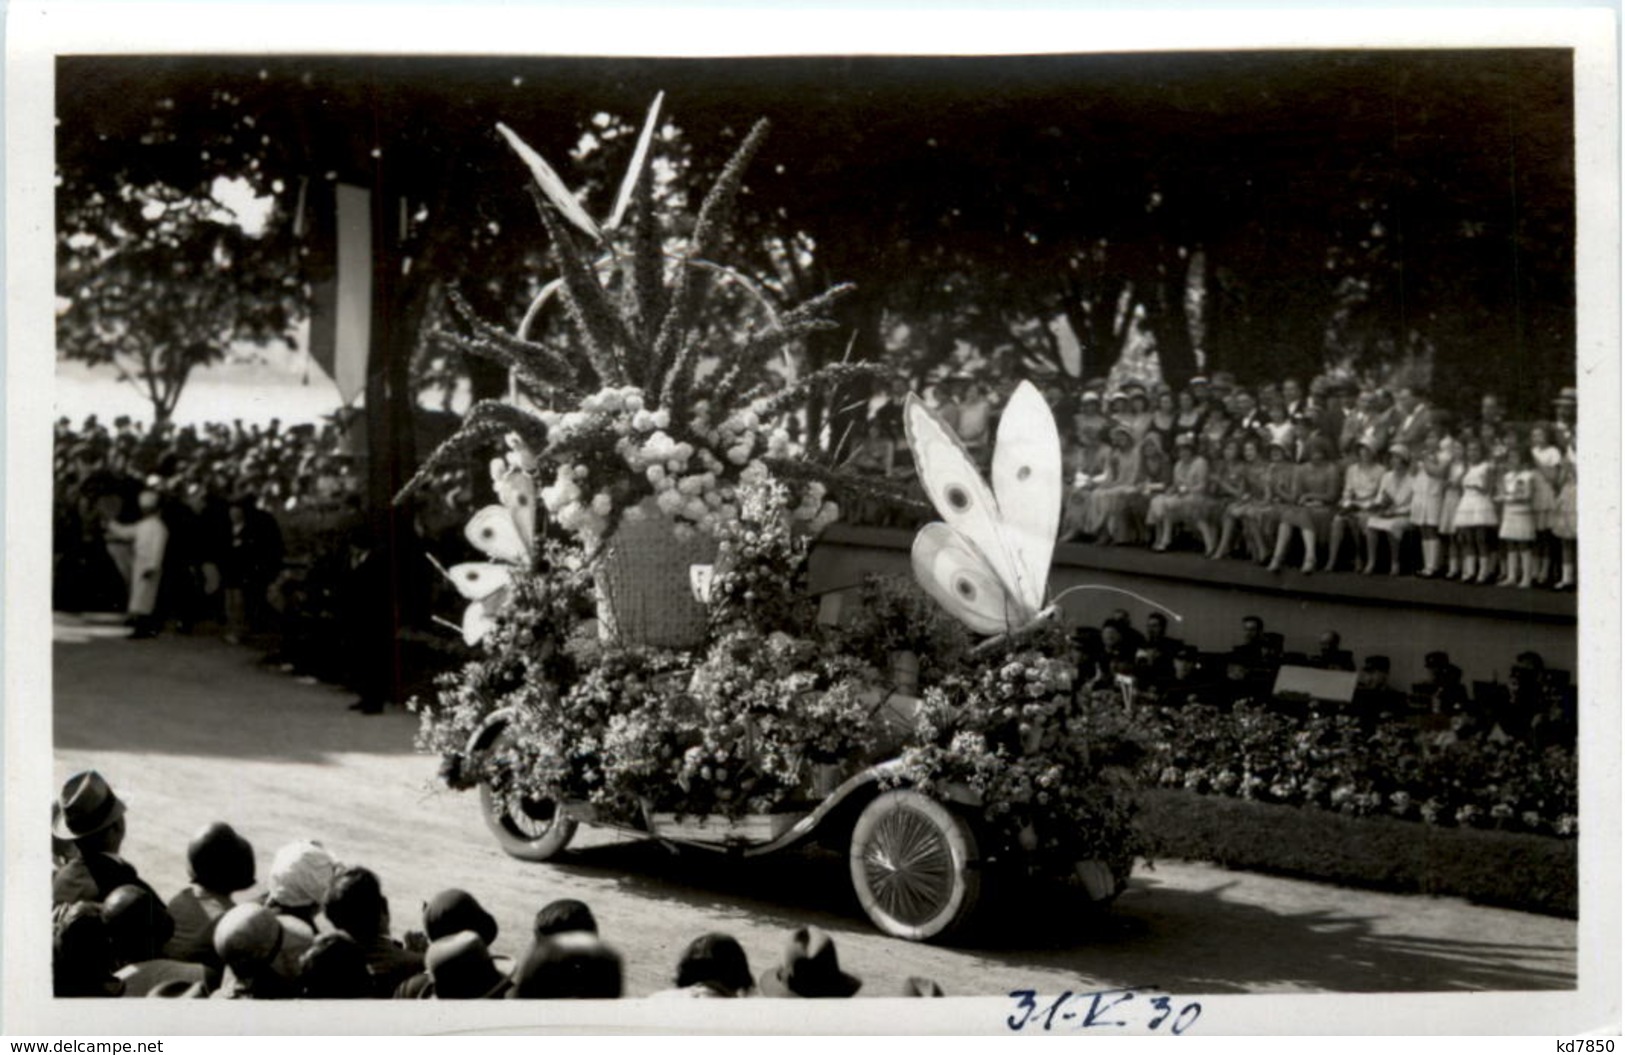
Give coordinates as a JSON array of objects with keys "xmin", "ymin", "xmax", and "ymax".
[
  {"xmin": 1017, "ymin": 465, "xmax": 1031, "ymax": 481},
  {"xmin": 955, "ymin": 578, "xmax": 977, "ymax": 600},
  {"xmin": 946, "ymin": 484, "xmax": 970, "ymax": 512}
]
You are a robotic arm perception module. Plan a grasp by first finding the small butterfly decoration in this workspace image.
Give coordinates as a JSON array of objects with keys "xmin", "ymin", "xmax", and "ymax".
[{"xmin": 430, "ymin": 437, "xmax": 540, "ymax": 646}]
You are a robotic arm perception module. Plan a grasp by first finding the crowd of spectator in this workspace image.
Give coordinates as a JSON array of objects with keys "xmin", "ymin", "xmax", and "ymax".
[
  {"xmin": 852, "ymin": 372, "xmax": 1580, "ymax": 590},
  {"xmin": 50, "ymin": 771, "xmax": 939, "ymax": 1000},
  {"xmin": 1076, "ymin": 608, "xmax": 1576, "ymax": 751}
]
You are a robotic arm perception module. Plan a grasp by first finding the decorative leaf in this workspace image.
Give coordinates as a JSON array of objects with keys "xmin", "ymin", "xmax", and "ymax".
[
  {"xmin": 533, "ymin": 199, "xmax": 630, "ymax": 387},
  {"xmin": 606, "ymin": 91, "xmax": 663, "ymax": 233},
  {"xmin": 496, "ymin": 121, "xmax": 602, "ymax": 241}
]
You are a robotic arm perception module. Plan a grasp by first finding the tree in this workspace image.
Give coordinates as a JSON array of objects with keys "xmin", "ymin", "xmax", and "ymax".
[{"xmin": 56, "ymin": 180, "xmax": 301, "ymax": 422}]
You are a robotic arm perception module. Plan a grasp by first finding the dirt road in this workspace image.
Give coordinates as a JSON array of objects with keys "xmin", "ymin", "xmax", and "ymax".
[{"xmin": 50, "ymin": 614, "xmax": 1575, "ymax": 1003}]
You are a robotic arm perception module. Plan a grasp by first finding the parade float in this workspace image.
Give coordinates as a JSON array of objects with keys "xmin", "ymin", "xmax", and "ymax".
[{"xmin": 405, "ymin": 96, "xmax": 1141, "ymax": 942}]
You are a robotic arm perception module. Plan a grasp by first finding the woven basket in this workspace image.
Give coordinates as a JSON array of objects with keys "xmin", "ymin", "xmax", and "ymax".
[{"xmin": 594, "ymin": 497, "xmax": 717, "ymax": 649}]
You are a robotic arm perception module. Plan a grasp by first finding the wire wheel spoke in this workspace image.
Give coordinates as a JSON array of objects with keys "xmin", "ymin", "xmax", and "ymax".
[
  {"xmin": 864, "ymin": 808, "xmax": 954, "ymax": 925},
  {"xmin": 508, "ymin": 796, "xmax": 556, "ymax": 838}
]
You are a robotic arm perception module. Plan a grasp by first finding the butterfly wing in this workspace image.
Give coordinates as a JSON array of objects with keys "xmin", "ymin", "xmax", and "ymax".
[
  {"xmin": 990, "ymin": 380, "xmax": 1063, "ymax": 612},
  {"xmin": 493, "ymin": 468, "xmax": 538, "ymax": 553},
  {"xmin": 465, "ymin": 505, "xmax": 529, "ymax": 564},
  {"xmin": 606, "ymin": 91, "xmax": 664, "ymax": 232},
  {"xmin": 911, "ymin": 522, "xmax": 1029, "ymax": 636},
  {"xmin": 445, "ymin": 562, "xmax": 512, "ymax": 602},
  {"xmin": 495, "ymin": 122, "xmax": 603, "ymax": 242},
  {"xmin": 904, "ymin": 394, "xmax": 1024, "ymax": 597},
  {"xmin": 462, "ymin": 586, "xmax": 511, "ymax": 646}
]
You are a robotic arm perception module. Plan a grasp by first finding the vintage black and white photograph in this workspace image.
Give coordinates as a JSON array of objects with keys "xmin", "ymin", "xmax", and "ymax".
[{"xmin": 6, "ymin": 2, "xmax": 1618, "ymax": 1037}]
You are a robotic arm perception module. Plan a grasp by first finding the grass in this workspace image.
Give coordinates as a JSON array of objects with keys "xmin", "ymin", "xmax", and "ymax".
[{"xmin": 1133, "ymin": 787, "xmax": 1577, "ymax": 918}]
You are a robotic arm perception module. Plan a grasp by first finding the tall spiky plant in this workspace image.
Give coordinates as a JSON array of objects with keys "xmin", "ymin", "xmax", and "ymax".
[{"xmin": 402, "ymin": 96, "xmax": 908, "ymax": 532}]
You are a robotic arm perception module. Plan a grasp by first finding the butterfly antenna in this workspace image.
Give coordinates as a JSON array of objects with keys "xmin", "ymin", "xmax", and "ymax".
[
  {"xmin": 1048, "ymin": 584, "xmax": 1184, "ymax": 622},
  {"xmin": 432, "ymin": 615, "xmax": 465, "ymax": 636},
  {"xmin": 425, "ymin": 553, "xmax": 452, "ymax": 582}
]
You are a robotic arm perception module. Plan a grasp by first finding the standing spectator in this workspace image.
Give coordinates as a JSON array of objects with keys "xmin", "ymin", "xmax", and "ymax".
[
  {"xmin": 1528, "ymin": 423, "xmax": 1563, "ymax": 586},
  {"xmin": 1392, "ymin": 387, "xmax": 1434, "ymax": 449},
  {"xmin": 102, "ymin": 488, "xmax": 168, "ymax": 639},
  {"xmin": 1439, "ymin": 424, "xmax": 1470, "ymax": 580},
  {"xmin": 1453, "ymin": 437, "xmax": 1501, "ymax": 583},
  {"xmin": 221, "ymin": 497, "xmax": 284, "ymax": 644},
  {"xmin": 1409, "ymin": 421, "xmax": 1454, "ymax": 577},
  {"xmin": 1551, "ymin": 428, "xmax": 1577, "ymax": 590},
  {"xmin": 1496, "ymin": 441, "xmax": 1538, "ymax": 588}
]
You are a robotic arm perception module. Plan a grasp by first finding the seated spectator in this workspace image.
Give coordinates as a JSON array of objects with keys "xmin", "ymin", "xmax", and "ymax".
[
  {"xmin": 212, "ymin": 903, "xmax": 314, "ymax": 1000},
  {"xmin": 264, "ymin": 839, "xmax": 342, "ymax": 930},
  {"xmin": 1134, "ymin": 611, "xmax": 1183, "ymax": 681},
  {"xmin": 1363, "ymin": 444, "xmax": 1417, "ymax": 575},
  {"xmin": 1091, "ymin": 620, "xmax": 1139, "ymax": 691},
  {"xmin": 422, "ymin": 931, "xmax": 512, "ymax": 999},
  {"xmin": 165, "ymin": 821, "xmax": 256, "ymax": 967},
  {"xmin": 299, "ymin": 932, "xmax": 375, "ymax": 999},
  {"xmin": 395, "ymin": 888, "xmax": 503, "ymax": 999},
  {"xmin": 1306, "ymin": 630, "xmax": 1356, "ymax": 672},
  {"xmin": 1327, "ymin": 439, "xmax": 1384, "ymax": 571},
  {"xmin": 534, "ymin": 898, "xmax": 598, "ymax": 939},
  {"xmin": 1151, "ymin": 645, "xmax": 1212, "ymax": 707},
  {"xmin": 1350, "ymin": 656, "xmax": 1407, "ymax": 722},
  {"xmin": 103, "ymin": 884, "xmax": 212, "ymax": 997},
  {"xmin": 757, "ymin": 926, "xmax": 862, "ymax": 998},
  {"xmin": 509, "ymin": 932, "xmax": 624, "ymax": 999},
  {"xmin": 54, "ymin": 902, "xmax": 125, "ymax": 998},
  {"xmin": 324, "ymin": 865, "xmax": 424, "ymax": 999},
  {"xmin": 1414, "ymin": 652, "xmax": 1470, "ymax": 716},
  {"xmin": 1230, "ymin": 615, "xmax": 1267, "ymax": 668},
  {"xmin": 651, "ymin": 932, "xmax": 756, "ymax": 998},
  {"xmin": 52, "ymin": 771, "xmax": 158, "ymax": 907}
]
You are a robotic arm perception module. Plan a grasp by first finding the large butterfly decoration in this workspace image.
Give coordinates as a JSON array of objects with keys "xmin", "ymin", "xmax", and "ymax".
[
  {"xmin": 906, "ymin": 380, "xmax": 1063, "ymax": 637},
  {"xmin": 432, "ymin": 455, "xmax": 539, "ymax": 646}
]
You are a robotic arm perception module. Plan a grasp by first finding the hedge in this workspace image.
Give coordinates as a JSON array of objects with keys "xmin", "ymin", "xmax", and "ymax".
[{"xmin": 1133, "ymin": 787, "xmax": 1577, "ymax": 918}]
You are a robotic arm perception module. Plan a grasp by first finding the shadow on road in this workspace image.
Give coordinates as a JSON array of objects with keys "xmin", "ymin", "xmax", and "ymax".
[
  {"xmin": 54, "ymin": 613, "xmax": 422, "ymax": 763},
  {"xmin": 549, "ymin": 841, "xmax": 1575, "ymax": 993}
]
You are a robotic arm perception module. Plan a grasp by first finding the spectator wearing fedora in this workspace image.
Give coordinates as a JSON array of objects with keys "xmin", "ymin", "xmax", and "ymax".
[
  {"xmin": 758, "ymin": 926, "xmax": 862, "ymax": 998},
  {"xmin": 419, "ymin": 931, "xmax": 512, "ymax": 999},
  {"xmin": 164, "ymin": 821, "xmax": 255, "ymax": 967},
  {"xmin": 395, "ymin": 888, "xmax": 503, "ymax": 999},
  {"xmin": 509, "ymin": 932, "xmax": 624, "ymax": 999},
  {"xmin": 652, "ymin": 932, "xmax": 756, "ymax": 998},
  {"xmin": 324, "ymin": 865, "xmax": 425, "ymax": 999},
  {"xmin": 52, "ymin": 771, "xmax": 157, "ymax": 907},
  {"xmin": 298, "ymin": 932, "xmax": 374, "ymax": 999},
  {"xmin": 103, "ymin": 884, "xmax": 214, "ymax": 997},
  {"xmin": 54, "ymin": 901, "xmax": 125, "ymax": 998}
]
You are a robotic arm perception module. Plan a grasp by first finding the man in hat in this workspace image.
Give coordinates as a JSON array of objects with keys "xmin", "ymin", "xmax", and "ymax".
[
  {"xmin": 758, "ymin": 926, "xmax": 862, "ymax": 998},
  {"xmin": 52, "ymin": 770, "xmax": 158, "ymax": 906}
]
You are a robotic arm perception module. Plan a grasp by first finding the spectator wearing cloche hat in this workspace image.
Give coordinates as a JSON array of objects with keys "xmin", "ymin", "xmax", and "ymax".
[
  {"xmin": 509, "ymin": 931, "xmax": 624, "ymax": 999},
  {"xmin": 651, "ymin": 932, "xmax": 756, "ymax": 998},
  {"xmin": 51, "ymin": 770, "xmax": 158, "ymax": 907},
  {"xmin": 418, "ymin": 931, "xmax": 511, "ymax": 999},
  {"xmin": 758, "ymin": 926, "xmax": 862, "ymax": 998},
  {"xmin": 263, "ymin": 839, "xmax": 341, "ymax": 930},
  {"xmin": 164, "ymin": 821, "xmax": 255, "ymax": 967}
]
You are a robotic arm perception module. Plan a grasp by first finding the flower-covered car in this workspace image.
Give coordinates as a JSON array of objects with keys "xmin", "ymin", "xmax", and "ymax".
[{"xmin": 406, "ymin": 96, "xmax": 1140, "ymax": 943}]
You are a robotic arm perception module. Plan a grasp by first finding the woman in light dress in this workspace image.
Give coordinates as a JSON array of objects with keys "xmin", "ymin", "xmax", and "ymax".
[
  {"xmin": 1496, "ymin": 440, "xmax": 1538, "ymax": 588},
  {"xmin": 1439, "ymin": 428, "xmax": 1470, "ymax": 579},
  {"xmin": 1328, "ymin": 439, "xmax": 1384, "ymax": 572},
  {"xmin": 1551, "ymin": 428, "xmax": 1577, "ymax": 590},
  {"xmin": 1270, "ymin": 436, "xmax": 1340, "ymax": 574},
  {"xmin": 1452, "ymin": 437, "xmax": 1501, "ymax": 583},
  {"xmin": 1363, "ymin": 444, "xmax": 1416, "ymax": 575},
  {"xmin": 1410, "ymin": 418, "xmax": 1459, "ymax": 578},
  {"xmin": 1210, "ymin": 436, "xmax": 1261, "ymax": 561},
  {"xmin": 1528, "ymin": 424, "xmax": 1563, "ymax": 586},
  {"xmin": 1149, "ymin": 433, "xmax": 1214, "ymax": 553}
]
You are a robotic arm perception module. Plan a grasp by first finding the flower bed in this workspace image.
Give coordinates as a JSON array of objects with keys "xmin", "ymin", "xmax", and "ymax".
[{"xmin": 1131, "ymin": 699, "xmax": 1578, "ymax": 838}]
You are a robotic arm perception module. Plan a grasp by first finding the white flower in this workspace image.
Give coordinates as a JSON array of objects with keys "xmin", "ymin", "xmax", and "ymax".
[
  {"xmin": 651, "ymin": 408, "xmax": 671, "ymax": 430},
  {"xmin": 623, "ymin": 503, "xmax": 647, "ymax": 523},
  {"xmin": 631, "ymin": 409, "xmax": 659, "ymax": 433},
  {"xmin": 646, "ymin": 465, "xmax": 667, "ymax": 484},
  {"xmin": 656, "ymin": 489, "xmax": 686, "ymax": 516},
  {"xmin": 684, "ymin": 497, "xmax": 709, "ymax": 521},
  {"xmin": 591, "ymin": 492, "xmax": 613, "ymax": 516}
]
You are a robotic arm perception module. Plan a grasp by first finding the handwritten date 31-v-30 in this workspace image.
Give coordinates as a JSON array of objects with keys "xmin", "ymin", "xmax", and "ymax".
[{"xmin": 1007, "ymin": 987, "xmax": 1204, "ymax": 1034}]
